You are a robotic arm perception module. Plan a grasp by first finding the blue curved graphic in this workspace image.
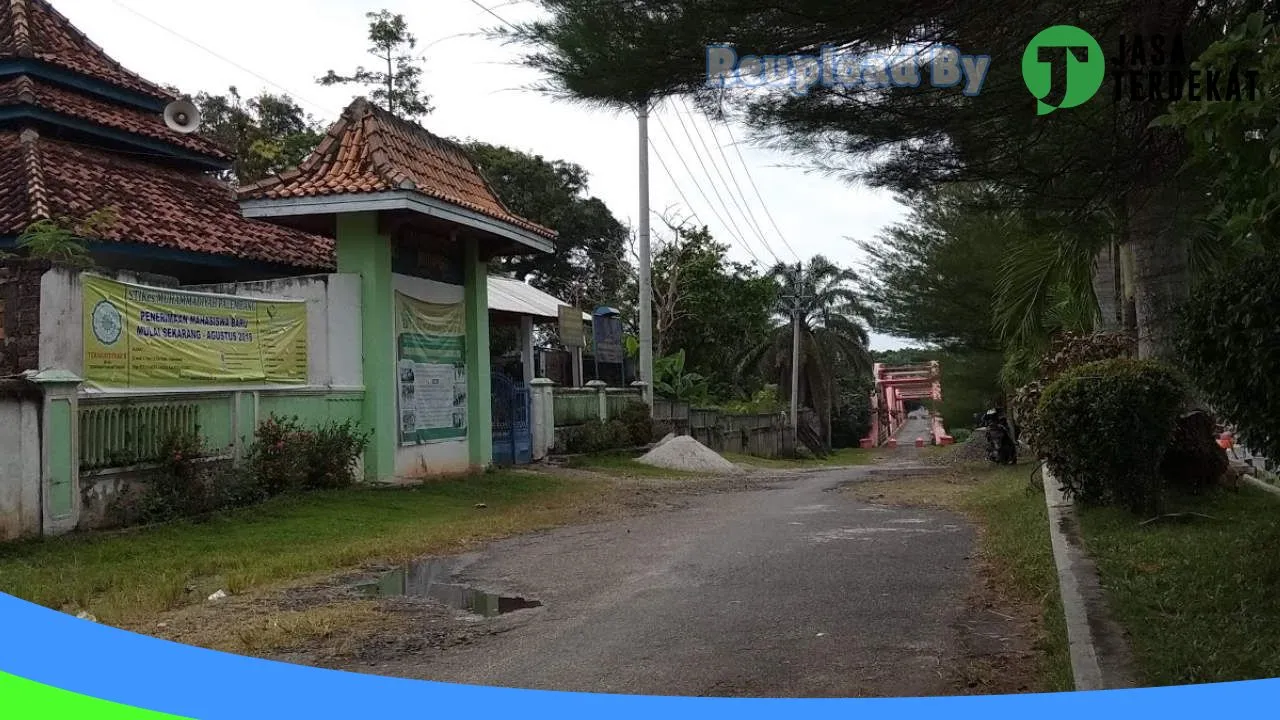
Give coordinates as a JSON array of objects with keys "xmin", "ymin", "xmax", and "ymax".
[{"xmin": 0, "ymin": 591, "xmax": 1276, "ymax": 719}]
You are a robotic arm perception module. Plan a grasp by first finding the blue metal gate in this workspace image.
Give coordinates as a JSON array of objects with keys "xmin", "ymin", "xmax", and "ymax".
[{"xmin": 491, "ymin": 372, "xmax": 532, "ymax": 466}]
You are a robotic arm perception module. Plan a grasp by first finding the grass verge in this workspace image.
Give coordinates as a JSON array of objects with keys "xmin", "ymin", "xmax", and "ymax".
[
  {"xmin": 844, "ymin": 458, "xmax": 1073, "ymax": 693},
  {"xmin": 1077, "ymin": 485, "xmax": 1280, "ymax": 685},
  {"xmin": 0, "ymin": 470, "xmax": 607, "ymax": 626}
]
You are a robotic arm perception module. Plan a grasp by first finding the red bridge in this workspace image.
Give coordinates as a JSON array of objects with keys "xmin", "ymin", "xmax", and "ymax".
[{"xmin": 861, "ymin": 361, "xmax": 954, "ymax": 448}]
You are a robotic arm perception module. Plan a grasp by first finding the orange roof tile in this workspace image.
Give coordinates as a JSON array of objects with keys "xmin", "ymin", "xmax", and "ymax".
[
  {"xmin": 0, "ymin": 0, "xmax": 174, "ymax": 103},
  {"xmin": 0, "ymin": 130, "xmax": 332, "ymax": 269},
  {"xmin": 240, "ymin": 98, "xmax": 557, "ymax": 240},
  {"xmin": 0, "ymin": 75, "xmax": 230, "ymax": 160}
]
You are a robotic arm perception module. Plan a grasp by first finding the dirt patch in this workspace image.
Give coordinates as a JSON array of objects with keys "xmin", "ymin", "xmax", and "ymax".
[
  {"xmin": 840, "ymin": 464, "xmax": 1055, "ymax": 694},
  {"xmin": 947, "ymin": 532, "xmax": 1047, "ymax": 695},
  {"xmin": 130, "ymin": 585, "xmax": 499, "ymax": 672},
  {"xmin": 119, "ymin": 467, "xmax": 785, "ymax": 667}
]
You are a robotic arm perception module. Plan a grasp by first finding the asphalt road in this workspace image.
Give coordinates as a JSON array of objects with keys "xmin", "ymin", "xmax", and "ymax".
[{"xmin": 382, "ymin": 463, "xmax": 980, "ymax": 698}]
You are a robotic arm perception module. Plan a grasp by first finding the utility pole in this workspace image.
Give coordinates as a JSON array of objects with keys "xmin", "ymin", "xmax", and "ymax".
[
  {"xmin": 638, "ymin": 103, "xmax": 654, "ymax": 410},
  {"xmin": 789, "ymin": 261, "xmax": 803, "ymax": 436}
]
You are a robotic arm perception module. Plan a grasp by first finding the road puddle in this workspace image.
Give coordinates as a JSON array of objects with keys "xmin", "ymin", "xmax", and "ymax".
[{"xmin": 358, "ymin": 560, "xmax": 543, "ymax": 617}]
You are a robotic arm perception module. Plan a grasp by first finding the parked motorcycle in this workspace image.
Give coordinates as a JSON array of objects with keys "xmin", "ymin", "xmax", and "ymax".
[{"xmin": 980, "ymin": 409, "xmax": 1017, "ymax": 465}]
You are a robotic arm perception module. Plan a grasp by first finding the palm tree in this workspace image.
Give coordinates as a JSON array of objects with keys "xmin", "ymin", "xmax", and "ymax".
[
  {"xmin": 737, "ymin": 255, "xmax": 874, "ymax": 449},
  {"xmin": 992, "ymin": 205, "xmax": 1240, "ymax": 389}
]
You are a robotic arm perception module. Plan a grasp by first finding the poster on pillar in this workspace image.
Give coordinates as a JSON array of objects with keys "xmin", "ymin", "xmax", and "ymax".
[
  {"xmin": 81, "ymin": 274, "xmax": 308, "ymax": 388},
  {"xmin": 395, "ymin": 292, "xmax": 468, "ymax": 445}
]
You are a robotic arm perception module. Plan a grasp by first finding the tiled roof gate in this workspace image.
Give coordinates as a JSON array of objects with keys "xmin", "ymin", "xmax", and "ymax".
[{"xmin": 239, "ymin": 98, "xmax": 557, "ymax": 242}]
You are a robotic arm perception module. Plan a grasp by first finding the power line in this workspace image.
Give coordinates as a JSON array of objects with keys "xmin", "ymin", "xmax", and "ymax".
[
  {"xmin": 649, "ymin": 139, "xmax": 761, "ymax": 267},
  {"xmin": 650, "ymin": 112, "xmax": 762, "ymax": 265},
  {"xmin": 719, "ymin": 119, "xmax": 802, "ymax": 263},
  {"xmin": 467, "ymin": 0, "xmax": 521, "ymax": 29},
  {"xmin": 675, "ymin": 97, "xmax": 781, "ymax": 263},
  {"xmin": 448, "ymin": 1, "xmax": 774, "ymax": 273},
  {"xmin": 107, "ymin": 0, "xmax": 340, "ymax": 117},
  {"xmin": 682, "ymin": 98, "xmax": 800, "ymax": 263},
  {"xmin": 663, "ymin": 105, "xmax": 765, "ymax": 263}
]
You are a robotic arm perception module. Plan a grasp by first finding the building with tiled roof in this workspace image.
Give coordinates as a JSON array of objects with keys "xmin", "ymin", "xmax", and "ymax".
[
  {"xmin": 240, "ymin": 95, "xmax": 558, "ymax": 479},
  {"xmin": 0, "ymin": 0, "xmax": 564, "ymax": 486},
  {"xmin": 0, "ymin": 0, "xmax": 332, "ymax": 280},
  {"xmin": 240, "ymin": 97, "xmax": 556, "ymax": 257}
]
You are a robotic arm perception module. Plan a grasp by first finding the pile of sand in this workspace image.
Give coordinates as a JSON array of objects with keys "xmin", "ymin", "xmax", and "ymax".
[{"xmin": 637, "ymin": 435, "xmax": 742, "ymax": 474}]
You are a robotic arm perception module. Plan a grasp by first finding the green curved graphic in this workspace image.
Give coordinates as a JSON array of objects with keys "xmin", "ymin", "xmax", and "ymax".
[
  {"xmin": 1022, "ymin": 25, "xmax": 1105, "ymax": 115},
  {"xmin": 0, "ymin": 671, "xmax": 191, "ymax": 719}
]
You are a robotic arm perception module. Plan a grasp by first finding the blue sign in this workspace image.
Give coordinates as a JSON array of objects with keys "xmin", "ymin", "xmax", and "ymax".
[{"xmin": 592, "ymin": 308, "xmax": 624, "ymax": 364}]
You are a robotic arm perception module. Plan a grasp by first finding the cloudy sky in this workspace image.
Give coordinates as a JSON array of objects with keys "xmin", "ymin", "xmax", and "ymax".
[{"xmin": 57, "ymin": 0, "xmax": 915, "ymax": 350}]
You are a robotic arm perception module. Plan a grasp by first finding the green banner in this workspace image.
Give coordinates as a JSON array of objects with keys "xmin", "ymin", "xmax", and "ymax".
[
  {"xmin": 395, "ymin": 292, "xmax": 467, "ymax": 445},
  {"xmin": 82, "ymin": 274, "xmax": 307, "ymax": 388}
]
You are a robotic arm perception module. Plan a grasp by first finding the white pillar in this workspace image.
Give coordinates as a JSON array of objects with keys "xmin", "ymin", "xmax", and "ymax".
[
  {"xmin": 529, "ymin": 378, "xmax": 555, "ymax": 461},
  {"xmin": 588, "ymin": 380, "xmax": 609, "ymax": 421},
  {"xmin": 519, "ymin": 315, "xmax": 535, "ymax": 386}
]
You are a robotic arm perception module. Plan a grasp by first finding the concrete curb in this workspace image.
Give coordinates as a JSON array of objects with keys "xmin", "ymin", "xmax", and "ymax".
[
  {"xmin": 1242, "ymin": 473, "xmax": 1280, "ymax": 498},
  {"xmin": 1041, "ymin": 466, "xmax": 1137, "ymax": 691}
]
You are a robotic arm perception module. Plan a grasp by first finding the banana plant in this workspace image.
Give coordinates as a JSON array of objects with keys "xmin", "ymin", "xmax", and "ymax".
[{"xmin": 653, "ymin": 349, "xmax": 708, "ymax": 402}]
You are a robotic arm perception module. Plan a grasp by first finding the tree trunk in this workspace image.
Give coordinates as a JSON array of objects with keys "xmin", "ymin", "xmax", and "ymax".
[
  {"xmin": 1119, "ymin": 243, "xmax": 1138, "ymax": 337},
  {"xmin": 1127, "ymin": 180, "xmax": 1189, "ymax": 360},
  {"xmin": 1092, "ymin": 241, "xmax": 1120, "ymax": 332},
  {"xmin": 1118, "ymin": 0, "xmax": 1195, "ymax": 359}
]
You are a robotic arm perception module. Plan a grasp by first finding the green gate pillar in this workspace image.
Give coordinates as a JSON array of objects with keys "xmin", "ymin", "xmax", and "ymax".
[
  {"xmin": 463, "ymin": 236, "xmax": 492, "ymax": 469},
  {"xmin": 335, "ymin": 212, "xmax": 396, "ymax": 482},
  {"xmin": 29, "ymin": 370, "xmax": 82, "ymax": 535}
]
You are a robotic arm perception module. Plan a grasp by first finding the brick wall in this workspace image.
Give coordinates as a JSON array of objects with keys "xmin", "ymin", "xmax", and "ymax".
[{"xmin": 0, "ymin": 259, "xmax": 49, "ymax": 375}]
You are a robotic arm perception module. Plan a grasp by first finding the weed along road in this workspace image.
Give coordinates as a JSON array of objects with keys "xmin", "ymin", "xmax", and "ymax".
[{"xmin": 359, "ymin": 465, "xmax": 989, "ymax": 697}]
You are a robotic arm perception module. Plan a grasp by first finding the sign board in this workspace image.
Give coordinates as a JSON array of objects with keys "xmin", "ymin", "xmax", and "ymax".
[
  {"xmin": 592, "ymin": 308, "xmax": 624, "ymax": 364},
  {"xmin": 395, "ymin": 292, "xmax": 468, "ymax": 445},
  {"xmin": 82, "ymin": 274, "xmax": 307, "ymax": 388},
  {"xmin": 558, "ymin": 304, "xmax": 584, "ymax": 348}
]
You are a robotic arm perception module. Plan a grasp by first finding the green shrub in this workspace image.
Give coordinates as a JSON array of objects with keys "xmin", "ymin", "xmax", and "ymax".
[
  {"xmin": 109, "ymin": 417, "xmax": 367, "ymax": 528},
  {"xmin": 1013, "ymin": 331, "xmax": 1137, "ymax": 452},
  {"xmin": 300, "ymin": 419, "xmax": 369, "ymax": 489},
  {"xmin": 132, "ymin": 428, "xmax": 213, "ymax": 523},
  {"xmin": 247, "ymin": 414, "xmax": 369, "ymax": 493},
  {"xmin": 616, "ymin": 402, "xmax": 656, "ymax": 446},
  {"xmin": 951, "ymin": 427, "xmax": 973, "ymax": 444},
  {"xmin": 1178, "ymin": 250, "xmax": 1280, "ymax": 461},
  {"xmin": 1037, "ymin": 358, "xmax": 1187, "ymax": 514},
  {"xmin": 564, "ymin": 419, "xmax": 631, "ymax": 454},
  {"xmin": 247, "ymin": 415, "xmax": 309, "ymax": 494}
]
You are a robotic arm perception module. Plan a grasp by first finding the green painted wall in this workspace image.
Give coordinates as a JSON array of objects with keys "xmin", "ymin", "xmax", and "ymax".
[
  {"xmin": 233, "ymin": 392, "xmax": 256, "ymax": 460},
  {"xmin": 193, "ymin": 395, "xmax": 234, "ymax": 452},
  {"xmin": 79, "ymin": 392, "xmax": 366, "ymax": 470},
  {"xmin": 335, "ymin": 212, "xmax": 395, "ymax": 481},
  {"xmin": 47, "ymin": 399, "xmax": 74, "ymax": 519},
  {"xmin": 464, "ymin": 237, "xmax": 492, "ymax": 468},
  {"xmin": 258, "ymin": 393, "xmax": 364, "ymax": 426}
]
